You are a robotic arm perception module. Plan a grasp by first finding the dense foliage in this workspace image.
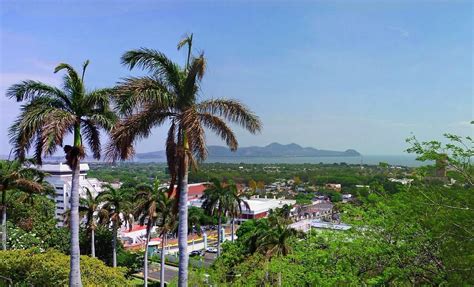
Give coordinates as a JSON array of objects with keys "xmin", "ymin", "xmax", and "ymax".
[
  {"xmin": 206, "ymin": 182, "xmax": 473, "ymax": 286},
  {"xmin": 0, "ymin": 249, "xmax": 130, "ymax": 286}
]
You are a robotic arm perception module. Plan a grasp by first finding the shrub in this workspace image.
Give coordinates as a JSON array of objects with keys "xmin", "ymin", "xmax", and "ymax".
[{"xmin": 0, "ymin": 249, "xmax": 130, "ymax": 286}]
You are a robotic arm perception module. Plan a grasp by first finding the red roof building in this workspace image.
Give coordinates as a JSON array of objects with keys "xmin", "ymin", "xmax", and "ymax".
[{"xmin": 169, "ymin": 182, "xmax": 208, "ymax": 201}]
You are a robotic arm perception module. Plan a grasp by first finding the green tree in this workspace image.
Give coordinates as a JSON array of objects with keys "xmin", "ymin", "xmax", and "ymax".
[
  {"xmin": 7, "ymin": 61, "xmax": 116, "ymax": 286},
  {"xmin": 133, "ymin": 179, "xmax": 169, "ymax": 287},
  {"xmin": 107, "ymin": 35, "xmax": 261, "ymax": 285},
  {"xmin": 97, "ymin": 185, "xmax": 132, "ymax": 268},
  {"xmin": 0, "ymin": 160, "xmax": 49, "ymax": 250},
  {"xmin": 155, "ymin": 189, "xmax": 177, "ymax": 287},
  {"xmin": 406, "ymin": 131, "xmax": 474, "ymax": 185},
  {"xmin": 79, "ymin": 187, "xmax": 100, "ymax": 258},
  {"xmin": 201, "ymin": 179, "xmax": 246, "ymax": 256}
]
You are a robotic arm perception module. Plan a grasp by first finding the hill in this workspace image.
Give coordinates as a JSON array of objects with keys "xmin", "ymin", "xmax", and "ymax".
[{"xmin": 136, "ymin": 143, "xmax": 361, "ymax": 159}]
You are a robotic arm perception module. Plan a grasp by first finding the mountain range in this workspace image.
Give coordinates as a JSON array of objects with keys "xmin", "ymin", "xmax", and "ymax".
[{"xmin": 136, "ymin": 143, "xmax": 361, "ymax": 159}]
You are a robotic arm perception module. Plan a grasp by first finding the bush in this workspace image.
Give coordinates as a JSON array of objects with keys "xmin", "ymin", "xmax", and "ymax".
[
  {"xmin": 117, "ymin": 249, "xmax": 143, "ymax": 275},
  {"xmin": 0, "ymin": 249, "xmax": 130, "ymax": 286}
]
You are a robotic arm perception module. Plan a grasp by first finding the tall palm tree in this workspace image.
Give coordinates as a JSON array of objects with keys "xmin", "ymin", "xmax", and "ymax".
[
  {"xmin": 155, "ymin": 188, "xmax": 177, "ymax": 287},
  {"xmin": 7, "ymin": 60, "xmax": 115, "ymax": 286},
  {"xmin": 227, "ymin": 184, "xmax": 249, "ymax": 242},
  {"xmin": 80, "ymin": 187, "xmax": 101, "ymax": 257},
  {"xmin": 106, "ymin": 35, "xmax": 262, "ymax": 285},
  {"xmin": 0, "ymin": 159, "xmax": 48, "ymax": 250},
  {"xmin": 134, "ymin": 179, "xmax": 168, "ymax": 287},
  {"xmin": 201, "ymin": 178, "xmax": 246, "ymax": 256},
  {"xmin": 97, "ymin": 184, "xmax": 133, "ymax": 267}
]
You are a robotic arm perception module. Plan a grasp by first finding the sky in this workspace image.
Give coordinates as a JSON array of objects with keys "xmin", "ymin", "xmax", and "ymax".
[{"xmin": 0, "ymin": 0, "xmax": 472, "ymax": 156}]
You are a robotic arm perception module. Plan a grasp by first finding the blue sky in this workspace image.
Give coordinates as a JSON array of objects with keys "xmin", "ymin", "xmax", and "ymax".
[{"xmin": 0, "ymin": 0, "xmax": 472, "ymax": 155}]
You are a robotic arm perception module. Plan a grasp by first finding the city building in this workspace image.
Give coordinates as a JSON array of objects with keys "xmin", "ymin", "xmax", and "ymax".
[
  {"xmin": 239, "ymin": 197, "xmax": 296, "ymax": 221},
  {"xmin": 39, "ymin": 162, "xmax": 105, "ymax": 226}
]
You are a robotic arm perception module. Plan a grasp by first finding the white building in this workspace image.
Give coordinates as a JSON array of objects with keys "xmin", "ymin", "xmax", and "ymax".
[
  {"xmin": 39, "ymin": 163, "xmax": 104, "ymax": 226},
  {"xmin": 239, "ymin": 197, "xmax": 296, "ymax": 221}
]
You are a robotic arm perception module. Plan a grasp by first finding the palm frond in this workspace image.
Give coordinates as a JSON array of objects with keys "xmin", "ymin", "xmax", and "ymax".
[
  {"xmin": 84, "ymin": 88, "xmax": 113, "ymax": 112},
  {"xmin": 114, "ymin": 76, "xmax": 175, "ymax": 115},
  {"xmin": 9, "ymin": 104, "xmax": 64, "ymax": 162},
  {"xmin": 105, "ymin": 106, "xmax": 170, "ymax": 160},
  {"xmin": 199, "ymin": 113, "xmax": 238, "ymax": 151},
  {"xmin": 196, "ymin": 99, "xmax": 262, "ymax": 134},
  {"xmin": 82, "ymin": 120, "xmax": 101, "ymax": 159},
  {"xmin": 181, "ymin": 109, "xmax": 207, "ymax": 161},
  {"xmin": 121, "ymin": 48, "xmax": 183, "ymax": 95},
  {"xmin": 177, "ymin": 33, "xmax": 193, "ymax": 51},
  {"xmin": 41, "ymin": 109, "xmax": 76, "ymax": 156},
  {"xmin": 6, "ymin": 80, "xmax": 70, "ymax": 108},
  {"xmin": 182, "ymin": 54, "xmax": 206, "ymax": 103}
]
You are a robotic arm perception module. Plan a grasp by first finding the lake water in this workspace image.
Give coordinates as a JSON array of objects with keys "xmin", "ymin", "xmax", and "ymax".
[{"xmin": 137, "ymin": 155, "xmax": 428, "ymax": 167}]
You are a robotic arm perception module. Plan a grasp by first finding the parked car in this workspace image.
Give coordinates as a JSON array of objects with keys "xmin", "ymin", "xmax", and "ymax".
[
  {"xmin": 190, "ymin": 250, "xmax": 204, "ymax": 256},
  {"xmin": 206, "ymin": 247, "xmax": 218, "ymax": 253}
]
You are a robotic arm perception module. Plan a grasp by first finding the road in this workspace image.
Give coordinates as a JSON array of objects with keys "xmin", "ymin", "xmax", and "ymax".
[{"xmin": 146, "ymin": 263, "xmax": 179, "ymax": 284}]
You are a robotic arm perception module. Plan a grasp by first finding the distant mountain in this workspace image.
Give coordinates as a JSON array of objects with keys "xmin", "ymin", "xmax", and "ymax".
[{"xmin": 136, "ymin": 143, "xmax": 361, "ymax": 159}]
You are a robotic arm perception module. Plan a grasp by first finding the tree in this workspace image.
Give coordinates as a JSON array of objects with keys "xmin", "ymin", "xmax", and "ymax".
[
  {"xmin": 406, "ymin": 130, "xmax": 474, "ymax": 185},
  {"xmin": 0, "ymin": 160, "xmax": 49, "ymax": 250},
  {"xmin": 133, "ymin": 179, "xmax": 168, "ymax": 287},
  {"xmin": 155, "ymin": 188, "xmax": 177, "ymax": 287},
  {"xmin": 256, "ymin": 220, "xmax": 298, "ymax": 258},
  {"xmin": 257, "ymin": 181, "xmax": 265, "ymax": 192},
  {"xmin": 293, "ymin": 176, "xmax": 301, "ymax": 186},
  {"xmin": 248, "ymin": 179, "xmax": 257, "ymax": 192},
  {"xmin": 97, "ymin": 184, "xmax": 133, "ymax": 268},
  {"xmin": 80, "ymin": 187, "xmax": 100, "ymax": 258},
  {"xmin": 201, "ymin": 179, "xmax": 247, "ymax": 256},
  {"xmin": 106, "ymin": 35, "xmax": 262, "ymax": 286},
  {"xmin": 226, "ymin": 183, "xmax": 249, "ymax": 242},
  {"xmin": 7, "ymin": 60, "xmax": 116, "ymax": 286}
]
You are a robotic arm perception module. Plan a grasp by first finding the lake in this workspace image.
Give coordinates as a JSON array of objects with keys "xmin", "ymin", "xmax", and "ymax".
[{"xmin": 136, "ymin": 155, "xmax": 428, "ymax": 167}]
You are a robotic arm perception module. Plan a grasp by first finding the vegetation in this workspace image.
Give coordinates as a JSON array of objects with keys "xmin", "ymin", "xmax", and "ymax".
[
  {"xmin": 97, "ymin": 184, "xmax": 133, "ymax": 268},
  {"xmin": 201, "ymin": 179, "xmax": 246, "ymax": 255},
  {"xmin": 0, "ymin": 249, "xmax": 129, "ymax": 286},
  {"xmin": 105, "ymin": 34, "xmax": 261, "ymax": 286},
  {"xmin": 7, "ymin": 60, "xmax": 116, "ymax": 285},
  {"xmin": 0, "ymin": 159, "xmax": 50, "ymax": 250},
  {"xmin": 2, "ymin": 30, "xmax": 471, "ymax": 287}
]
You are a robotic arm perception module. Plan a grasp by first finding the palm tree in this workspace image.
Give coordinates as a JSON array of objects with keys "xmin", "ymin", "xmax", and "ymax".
[
  {"xmin": 106, "ymin": 35, "xmax": 262, "ymax": 285},
  {"xmin": 201, "ymin": 178, "xmax": 246, "ymax": 256},
  {"xmin": 134, "ymin": 179, "xmax": 168, "ymax": 287},
  {"xmin": 7, "ymin": 61, "xmax": 115, "ymax": 286},
  {"xmin": 256, "ymin": 220, "xmax": 298, "ymax": 258},
  {"xmin": 0, "ymin": 159, "xmax": 48, "ymax": 250},
  {"xmin": 155, "ymin": 188, "xmax": 177, "ymax": 287},
  {"xmin": 97, "ymin": 184, "xmax": 133, "ymax": 267},
  {"xmin": 80, "ymin": 187, "xmax": 101, "ymax": 257},
  {"xmin": 227, "ymin": 185, "xmax": 249, "ymax": 243}
]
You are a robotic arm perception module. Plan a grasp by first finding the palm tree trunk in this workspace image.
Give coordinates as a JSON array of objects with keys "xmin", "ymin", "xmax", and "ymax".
[
  {"xmin": 217, "ymin": 214, "xmax": 222, "ymax": 257},
  {"xmin": 160, "ymin": 233, "xmax": 166, "ymax": 287},
  {"xmin": 231, "ymin": 216, "xmax": 235, "ymax": 242},
  {"xmin": 91, "ymin": 228, "xmax": 95, "ymax": 257},
  {"xmin": 177, "ymin": 153, "xmax": 189, "ymax": 287},
  {"xmin": 1, "ymin": 190, "xmax": 7, "ymax": 250},
  {"xmin": 144, "ymin": 221, "xmax": 152, "ymax": 287},
  {"xmin": 69, "ymin": 160, "xmax": 83, "ymax": 286},
  {"xmin": 112, "ymin": 221, "xmax": 117, "ymax": 268}
]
